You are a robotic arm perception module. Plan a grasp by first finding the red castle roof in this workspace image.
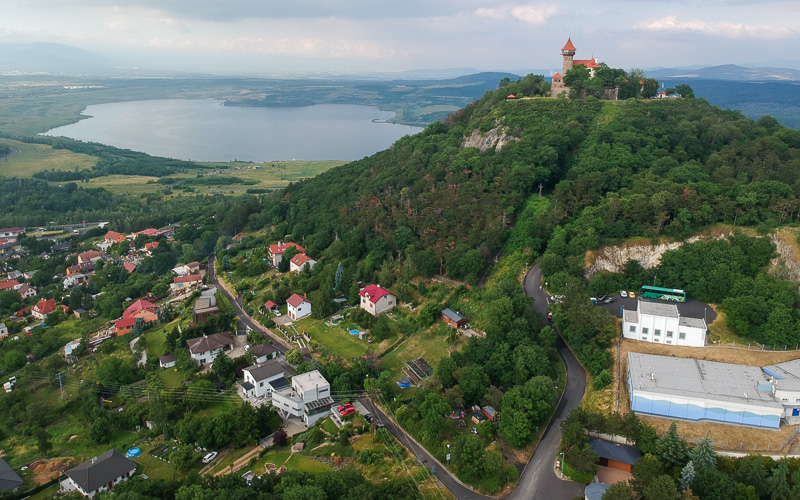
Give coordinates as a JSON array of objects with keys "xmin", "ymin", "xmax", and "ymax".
[
  {"xmin": 561, "ymin": 38, "xmax": 576, "ymax": 52},
  {"xmin": 359, "ymin": 284, "xmax": 393, "ymax": 304},
  {"xmin": 573, "ymin": 58, "xmax": 600, "ymax": 69},
  {"xmin": 553, "ymin": 72, "xmax": 562, "ymax": 78}
]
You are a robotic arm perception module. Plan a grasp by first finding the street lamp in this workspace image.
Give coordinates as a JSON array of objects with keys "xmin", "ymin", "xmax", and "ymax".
[
  {"xmin": 446, "ymin": 444, "xmax": 451, "ymax": 464},
  {"xmin": 560, "ymin": 451, "xmax": 564, "ymax": 478}
]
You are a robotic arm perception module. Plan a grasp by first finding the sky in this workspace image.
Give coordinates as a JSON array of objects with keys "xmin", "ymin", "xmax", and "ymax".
[{"xmin": 1, "ymin": 0, "xmax": 799, "ymax": 75}]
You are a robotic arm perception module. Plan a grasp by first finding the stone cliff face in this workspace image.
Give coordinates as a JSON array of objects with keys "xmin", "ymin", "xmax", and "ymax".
[
  {"xmin": 769, "ymin": 230, "xmax": 800, "ymax": 282},
  {"xmin": 461, "ymin": 126, "xmax": 518, "ymax": 153}
]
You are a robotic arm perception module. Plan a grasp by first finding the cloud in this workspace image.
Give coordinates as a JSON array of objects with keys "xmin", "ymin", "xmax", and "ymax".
[
  {"xmin": 475, "ymin": 3, "xmax": 560, "ymax": 24},
  {"xmin": 635, "ymin": 15, "xmax": 796, "ymax": 39}
]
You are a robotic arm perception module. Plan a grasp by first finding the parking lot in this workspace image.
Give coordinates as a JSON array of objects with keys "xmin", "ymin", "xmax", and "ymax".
[{"xmin": 592, "ymin": 292, "xmax": 717, "ymax": 323}]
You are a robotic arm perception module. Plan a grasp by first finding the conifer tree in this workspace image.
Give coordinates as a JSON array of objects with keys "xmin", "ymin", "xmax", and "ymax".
[
  {"xmin": 766, "ymin": 459, "xmax": 791, "ymax": 500},
  {"xmin": 335, "ymin": 262, "xmax": 343, "ymax": 292},
  {"xmin": 688, "ymin": 432, "xmax": 716, "ymax": 470},
  {"xmin": 656, "ymin": 421, "xmax": 687, "ymax": 467},
  {"xmin": 680, "ymin": 461, "xmax": 695, "ymax": 491}
]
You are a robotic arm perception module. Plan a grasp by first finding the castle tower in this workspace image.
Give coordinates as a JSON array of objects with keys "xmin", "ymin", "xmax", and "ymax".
[{"xmin": 561, "ymin": 38, "xmax": 576, "ymax": 75}]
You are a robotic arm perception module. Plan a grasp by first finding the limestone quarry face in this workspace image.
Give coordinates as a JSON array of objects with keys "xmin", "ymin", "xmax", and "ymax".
[
  {"xmin": 769, "ymin": 231, "xmax": 800, "ymax": 282},
  {"xmin": 461, "ymin": 126, "xmax": 518, "ymax": 153}
]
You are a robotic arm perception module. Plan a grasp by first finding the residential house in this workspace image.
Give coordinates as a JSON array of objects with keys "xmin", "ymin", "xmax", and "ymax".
[
  {"xmin": 17, "ymin": 284, "xmax": 36, "ymax": 299},
  {"xmin": 96, "ymin": 241, "xmax": 113, "ymax": 252},
  {"xmin": 241, "ymin": 359, "xmax": 295, "ymax": 399},
  {"xmin": 171, "ymin": 274, "xmax": 202, "ymax": 294},
  {"xmin": 143, "ymin": 241, "xmax": 159, "ymax": 256},
  {"xmin": 287, "ymin": 293, "xmax": 312, "ymax": 321},
  {"xmin": 64, "ymin": 273, "xmax": 87, "ymax": 289},
  {"xmin": 183, "ymin": 261, "xmax": 201, "ymax": 275},
  {"xmin": 588, "ymin": 438, "xmax": 642, "ymax": 473},
  {"xmin": 359, "ymin": 284, "xmax": 396, "ymax": 316},
  {"xmin": 622, "ymin": 300, "xmax": 707, "ymax": 347},
  {"xmin": 289, "ymin": 254, "xmax": 317, "ymax": 273},
  {"xmin": 0, "ymin": 459, "xmax": 23, "ymax": 492},
  {"xmin": 113, "ymin": 318, "xmax": 137, "ymax": 336},
  {"xmin": 115, "ymin": 299, "xmax": 158, "ymax": 336},
  {"xmin": 123, "ymin": 262, "xmax": 137, "ymax": 274},
  {"xmin": 187, "ymin": 332, "xmax": 234, "ymax": 365},
  {"xmin": 252, "ymin": 342, "xmax": 281, "ymax": 364},
  {"xmin": 51, "ymin": 242, "xmax": 72, "ymax": 253},
  {"xmin": 442, "ymin": 308, "xmax": 468, "ymax": 329},
  {"xmin": 270, "ymin": 370, "xmax": 334, "ymax": 427},
  {"xmin": 32, "ymin": 298, "xmax": 57, "ymax": 320},
  {"xmin": 0, "ymin": 280, "xmax": 21, "ymax": 292},
  {"xmin": 22, "ymin": 271, "xmax": 35, "ymax": 280},
  {"xmin": 64, "ymin": 448, "xmax": 136, "ymax": 498},
  {"xmin": 0, "ymin": 228, "xmax": 24, "ymax": 240},
  {"xmin": 0, "ymin": 323, "xmax": 8, "ymax": 339},
  {"xmin": 159, "ymin": 354, "xmax": 175, "ymax": 369},
  {"xmin": 66, "ymin": 265, "xmax": 83, "ymax": 276},
  {"xmin": 73, "ymin": 309, "xmax": 87, "ymax": 319},
  {"xmin": 268, "ymin": 242, "xmax": 305, "ymax": 267},
  {"xmin": 6, "ymin": 271, "xmax": 21, "ymax": 281},
  {"xmin": 192, "ymin": 288, "xmax": 220, "ymax": 324},
  {"xmin": 104, "ymin": 231, "xmax": 126, "ymax": 244},
  {"xmin": 78, "ymin": 250, "xmax": 103, "ymax": 266}
]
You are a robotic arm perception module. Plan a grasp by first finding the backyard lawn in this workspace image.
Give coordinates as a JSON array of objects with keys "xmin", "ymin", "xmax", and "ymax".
[
  {"xmin": 377, "ymin": 324, "xmax": 450, "ymax": 383},
  {"xmin": 293, "ymin": 317, "xmax": 394, "ymax": 361},
  {"xmin": 285, "ymin": 454, "xmax": 332, "ymax": 474}
]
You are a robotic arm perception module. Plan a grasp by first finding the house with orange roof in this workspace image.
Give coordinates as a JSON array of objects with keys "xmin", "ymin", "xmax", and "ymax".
[
  {"xmin": 77, "ymin": 250, "xmax": 103, "ymax": 265},
  {"xmin": 0, "ymin": 280, "xmax": 21, "ymax": 292},
  {"xmin": 268, "ymin": 242, "xmax": 305, "ymax": 267},
  {"xmin": 359, "ymin": 284, "xmax": 396, "ymax": 316},
  {"xmin": 143, "ymin": 241, "xmax": 159, "ymax": 256},
  {"xmin": 32, "ymin": 298, "xmax": 57, "ymax": 320},
  {"xmin": 121, "ymin": 299, "xmax": 158, "ymax": 327},
  {"xmin": 133, "ymin": 228, "xmax": 159, "ymax": 237},
  {"xmin": 104, "ymin": 231, "xmax": 127, "ymax": 244},
  {"xmin": 123, "ymin": 262, "xmax": 137, "ymax": 273},
  {"xmin": 289, "ymin": 253, "xmax": 317, "ymax": 273}
]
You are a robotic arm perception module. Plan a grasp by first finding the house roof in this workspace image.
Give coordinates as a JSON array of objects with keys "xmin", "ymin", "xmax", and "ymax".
[
  {"xmin": 0, "ymin": 458, "xmax": 23, "ymax": 491},
  {"xmin": 287, "ymin": 293, "xmax": 311, "ymax": 308},
  {"xmin": 553, "ymin": 72, "xmax": 562, "ymax": 78},
  {"xmin": 17, "ymin": 284, "xmax": 33, "ymax": 294},
  {"xmin": 289, "ymin": 253, "xmax": 315, "ymax": 266},
  {"xmin": 0, "ymin": 280, "xmax": 20, "ymax": 291},
  {"xmin": 159, "ymin": 354, "xmax": 175, "ymax": 364},
  {"xmin": 292, "ymin": 370, "xmax": 329, "ymax": 394},
  {"xmin": 51, "ymin": 242, "xmax": 72, "ymax": 252},
  {"xmin": 173, "ymin": 274, "xmax": 202, "ymax": 284},
  {"xmin": 506, "ymin": 94, "xmax": 516, "ymax": 99},
  {"xmin": 269, "ymin": 242, "xmax": 305, "ymax": 255},
  {"xmin": 185, "ymin": 261, "xmax": 200, "ymax": 268},
  {"xmin": 187, "ymin": 332, "xmax": 234, "ymax": 354},
  {"xmin": 115, "ymin": 317, "xmax": 136, "ymax": 329},
  {"xmin": 123, "ymin": 299, "xmax": 156, "ymax": 319},
  {"xmin": 78, "ymin": 250, "xmax": 102, "ymax": 262},
  {"xmin": 638, "ymin": 300, "xmax": 679, "ymax": 318},
  {"xmin": 244, "ymin": 359, "xmax": 295, "ymax": 382},
  {"xmin": 134, "ymin": 228, "xmax": 159, "ymax": 236},
  {"xmin": 588, "ymin": 438, "xmax": 642, "ymax": 465},
  {"xmin": 585, "ymin": 483, "xmax": 612, "ymax": 500},
  {"xmin": 680, "ymin": 317, "xmax": 706, "ymax": 329},
  {"xmin": 359, "ymin": 284, "xmax": 393, "ymax": 303},
  {"xmin": 574, "ymin": 58, "xmax": 601, "ymax": 69},
  {"xmin": 561, "ymin": 38, "xmax": 576, "ymax": 51},
  {"xmin": 105, "ymin": 231, "xmax": 126, "ymax": 243},
  {"xmin": 66, "ymin": 449, "xmax": 136, "ymax": 494},
  {"xmin": 241, "ymin": 381, "xmax": 254, "ymax": 391},
  {"xmin": 252, "ymin": 342, "xmax": 279, "ymax": 358},
  {"xmin": 123, "ymin": 262, "xmax": 137, "ymax": 273},
  {"xmin": 442, "ymin": 308, "xmax": 467, "ymax": 323},
  {"xmin": 34, "ymin": 298, "xmax": 56, "ymax": 314},
  {"xmin": 144, "ymin": 241, "xmax": 159, "ymax": 250},
  {"xmin": 265, "ymin": 300, "xmax": 278, "ymax": 309}
]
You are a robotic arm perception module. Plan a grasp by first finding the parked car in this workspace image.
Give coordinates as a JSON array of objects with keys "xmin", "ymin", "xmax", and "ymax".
[
  {"xmin": 547, "ymin": 312, "xmax": 554, "ymax": 320},
  {"xmin": 603, "ymin": 297, "xmax": 616, "ymax": 304},
  {"xmin": 629, "ymin": 291, "xmax": 636, "ymax": 298},
  {"xmin": 598, "ymin": 295, "xmax": 607, "ymax": 302},
  {"xmin": 620, "ymin": 290, "xmax": 628, "ymax": 298},
  {"xmin": 589, "ymin": 297, "xmax": 598, "ymax": 304},
  {"xmin": 339, "ymin": 406, "xmax": 356, "ymax": 416},
  {"xmin": 274, "ymin": 311, "xmax": 282, "ymax": 317},
  {"xmin": 202, "ymin": 452, "xmax": 218, "ymax": 464},
  {"xmin": 364, "ymin": 413, "xmax": 372, "ymax": 423}
]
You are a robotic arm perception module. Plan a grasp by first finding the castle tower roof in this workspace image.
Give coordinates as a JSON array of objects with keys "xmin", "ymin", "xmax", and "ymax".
[
  {"xmin": 561, "ymin": 38, "xmax": 576, "ymax": 52},
  {"xmin": 553, "ymin": 72, "xmax": 562, "ymax": 78}
]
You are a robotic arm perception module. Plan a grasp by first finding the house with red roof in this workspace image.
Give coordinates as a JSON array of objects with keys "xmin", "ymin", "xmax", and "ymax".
[
  {"xmin": 0, "ymin": 228, "xmax": 24, "ymax": 240},
  {"xmin": 114, "ymin": 317, "xmax": 137, "ymax": 336},
  {"xmin": 265, "ymin": 300, "xmax": 279, "ymax": 314},
  {"xmin": 104, "ymin": 231, "xmax": 127, "ymax": 244},
  {"xmin": 133, "ymin": 228, "xmax": 159, "ymax": 237},
  {"xmin": 143, "ymin": 241, "xmax": 159, "ymax": 256},
  {"xmin": 77, "ymin": 250, "xmax": 103, "ymax": 265},
  {"xmin": 0, "ymin": 280, "xmax": 21, "ymax": 292},
  {"xmin": 123, "ymin": 262, "xmax": 137, "ymax": 274},
  {"xmin": 32, "ymin": 298, "xmax": 57, "ymax": 320},
  {"xmin": 359, "ymin": 285, "xmax": 396, "ymax": 316},
  {"xmin": 289, "ymin": 253, "xmax": 317, "ymax": 273},
  {"xmin": 122, "ymin": 299, "xmax": 158, "ymax": 325},
  {"xmin": 287, "ymin": 293, "xmax": 312, "ymax": 321},
  {"xmin": 268, "ymin": 242, "xmax": 305, "ymax": 267},
  {"xmin": 171, "ymin": 274, "xmax": 202, "ymax": 294}
]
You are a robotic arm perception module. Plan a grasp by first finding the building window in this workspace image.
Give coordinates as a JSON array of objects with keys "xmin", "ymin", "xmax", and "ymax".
[
  {"xmin": 679, "ymin": 332, "xmax": 686, "ymax": 340},
  {"xmin": 667, "ymin": 331, "xmax": 673, "ymax": 338},
  {"xmin": 783, "ymin": 398, "xmax": 789, "ymax": 402},
  {"xmin": 259, "ymin": 382, "xmax": 264, "ymax": 387},
  {"xmin": 629, "ymin": 326, "xmax": 636, "ymax": 333},
  {"xmin": 666, "ymin": 341, "xmax": 672, "ymax": 344},
  {"xmin": 642, "ymin": 327, "xmax": 649, "ymax": 335},
  {"xmin": 654, "ymin": 329, "xmax": 661, "ymax": 336}
]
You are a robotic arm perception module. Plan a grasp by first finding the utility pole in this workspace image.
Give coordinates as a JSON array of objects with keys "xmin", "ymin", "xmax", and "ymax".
[
  {"xmin": 368, "ymin": 389, "xmax": 378, "ymax": 441},
  {"xmin": 56, "ymin": 372, "xmax": 64, "ymax": 399}
]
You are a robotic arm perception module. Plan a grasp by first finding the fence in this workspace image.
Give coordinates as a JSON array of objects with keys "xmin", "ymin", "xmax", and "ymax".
[{"xmin": 707, "ymin": 340, "xmax": 800, "ymax": 352}]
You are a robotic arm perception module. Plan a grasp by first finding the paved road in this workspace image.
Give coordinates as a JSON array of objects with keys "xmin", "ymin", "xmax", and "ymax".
[
  {"xmin": 366, "ymin": 265, "xmax": 587, "ymax": 500},
  {"xmin": 206, "ymin": 255, "xmax": 290, "ymax": 354},
  {"xmin": 593, "ymin": 292, "xmax": 717, "ymax": 324}
]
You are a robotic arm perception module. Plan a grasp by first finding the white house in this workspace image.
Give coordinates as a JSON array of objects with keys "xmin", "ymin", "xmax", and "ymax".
[
  {"xmin": 268, "ymin": 242, "xmax": 305, "ymax": 267},
  {"xmin": 359, "ymin": 284, "xmax": 396, "ymax": 316},
  {"xmin": 289, "ymin": 254, "xmax": 317, "ymax": 273},
  {"xmin": 64, "ymin": 449, "xmax": 136, "ymax": 498},
  {"xmin": 271, "ymin": 370, "xmax": 334, "ymax": 427},
  {"xmin": 186, "ymin": 332, "xmax": 234, "ymax": 365},
  {"xmin": 622, "ymin": 300, "xmax": 706, "ymax": 347},
  {"xmin": 0, "ymin": 323, "xmax": 7, "ymax": 339},
  {"xmin": 763, "ymin": 359, "xmax": 800, "ymax": 425},
  {"xmin": 251, "ymin": 342, "xmax": 281, "ymax": 364},
  {"xmin": 287, "ymin": 293, "xmax": 312, "ymax": 321},
  {"xmin": 241, "ymin": 359, "xmax": 295, "ymax": 399},
  {"xmin": 159, "ymin": 354, "xmax": 176, "ymax": 369}
]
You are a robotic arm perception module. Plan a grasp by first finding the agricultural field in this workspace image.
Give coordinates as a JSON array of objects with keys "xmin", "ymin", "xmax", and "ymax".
[{"xmin": 0, "ymin": 137, "xmax": 97, "ymax": 177}]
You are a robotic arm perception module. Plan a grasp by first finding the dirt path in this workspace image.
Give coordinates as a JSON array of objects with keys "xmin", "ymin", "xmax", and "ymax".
[{"xmin": 0, "ymin": 147, "xmax": 18, "ymax": 162}]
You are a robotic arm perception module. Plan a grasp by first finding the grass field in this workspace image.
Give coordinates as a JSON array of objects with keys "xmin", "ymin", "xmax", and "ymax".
[
  {"xmin": 295, "ymin": 317, "xmax": 379, "ymax": 361},
  {"xmin": 86, "ymin": 175, "xmax": 162, "ymax": 195},
  {"xmin": 377, "ymin": 324, "xmax": 450, "ymax": 383},
  {"xmin": 0, "ymin": 138, "xmax": 97, "ymax": 177},
  {"xmin": 285, "ymin": 454, "xmax": 332, "ymax": 473}
]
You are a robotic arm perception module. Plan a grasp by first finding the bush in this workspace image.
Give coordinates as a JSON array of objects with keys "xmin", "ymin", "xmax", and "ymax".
[
  {"xmin": 592, "ymin": 370, "xmax": 612, "ymax": 390},
  {"xmin": 359, "ymin": 449, "xmax": 382, "ymax": 465}
]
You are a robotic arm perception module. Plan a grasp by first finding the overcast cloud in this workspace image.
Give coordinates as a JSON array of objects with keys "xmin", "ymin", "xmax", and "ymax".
[{"xmin": 2, "ymin": 0, "xmax": 798, "ymax": 74}]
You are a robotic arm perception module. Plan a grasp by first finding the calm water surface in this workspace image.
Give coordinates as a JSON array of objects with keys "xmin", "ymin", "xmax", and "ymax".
[{"xmin": 43, "ymin": 99, "xmax": 423, "ymax": 161}]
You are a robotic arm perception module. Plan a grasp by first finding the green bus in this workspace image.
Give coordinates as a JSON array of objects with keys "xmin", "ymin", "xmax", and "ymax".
[{"xmin": 639, "ymin": 285, "xmax": 687, "ymax": 302}]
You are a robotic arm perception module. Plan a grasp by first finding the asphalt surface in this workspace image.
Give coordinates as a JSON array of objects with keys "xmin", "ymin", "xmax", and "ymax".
[{"xmin": 593, "ymin": 292, "xmax": 717, "ymax": 324}]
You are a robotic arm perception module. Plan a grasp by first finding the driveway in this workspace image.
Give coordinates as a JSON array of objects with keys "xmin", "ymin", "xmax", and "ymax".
[
  {"xmin": 593, "ymin": 293, "xmax": 717, "ymax": 324},
  {"xmin": 227, "ymin": 334, "xmax": 249, "ymax": 359}
]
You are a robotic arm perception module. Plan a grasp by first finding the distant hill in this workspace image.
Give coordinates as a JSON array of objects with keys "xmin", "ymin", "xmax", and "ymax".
[
  {"xmin": 649, "ymin": 64, "xmax": 800, "ymax": 81},
  {"xmin": 0, "ymin": 42, "xmax": 118, "ymax": 74}
]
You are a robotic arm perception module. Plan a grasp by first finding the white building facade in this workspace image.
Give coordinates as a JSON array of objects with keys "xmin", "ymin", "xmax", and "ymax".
[
  {"xmin": 241, "ymin": 360, "xmax": 294, "ymax": 399},
  {"xmin": 622, "ymin": 300, "xmax": 706, "ymax": 347},
  {"xmin": 359, "ymin": 284, "xmax": 396, "ymax": 316},
  {"xmin": 271, "ymin": 370, "xmax": 334, "ymax": 427},
  {"xmin": 763, "ymin": 360, "xmax": 800, "ymax": 425},
  {"xmin": 287, "ymin": 294, "xmax": 312, "ymax": 321}
]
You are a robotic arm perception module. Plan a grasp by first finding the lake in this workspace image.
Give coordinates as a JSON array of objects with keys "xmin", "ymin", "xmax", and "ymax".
[{"xmin": 43, "ymin": 99, "xmax": 423, "ymax": 162}]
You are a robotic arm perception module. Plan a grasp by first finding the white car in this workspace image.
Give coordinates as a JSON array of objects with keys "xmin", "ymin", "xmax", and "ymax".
[
  {"xmin": 274, "ymin": 311, "xmax": 282, "ymax": 317},
  {"xmin": 202, "ymin": 452, "xmax": 218, "ymax": 464},
  {"xmin": 620, "ymin": 290, "xmax": 628, "ymax": 298}
]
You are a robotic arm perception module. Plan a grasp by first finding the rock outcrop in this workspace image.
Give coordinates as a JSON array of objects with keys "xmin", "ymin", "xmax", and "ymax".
[{"xmin": 461, "ymin": 126, "xmax": 518, "ymax": 153}]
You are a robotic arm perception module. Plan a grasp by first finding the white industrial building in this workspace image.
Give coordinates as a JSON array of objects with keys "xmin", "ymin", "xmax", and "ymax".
[
  {"xmin": 623, "ymin": 300, "xmax": 707, "ymax": 347},
  {"xmin": 628, "ymin": 352, "xmax": 783, "ymax": 429},
  {"xmin": 271, "ymin": 370, "xmax": 334, "ymax": 427},
  {"xmin": 763, "ymin": 359, "xmax": 800, "ymax": 425}
]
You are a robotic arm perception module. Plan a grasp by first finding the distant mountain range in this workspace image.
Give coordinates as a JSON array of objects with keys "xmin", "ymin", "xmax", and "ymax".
[
  {"xmin": 648, "ymin": 64, "xmax": 800, "ymax": 81},
  {"xmin": 0, "ymin": 42, "xmax": 119, "ymax": 74}
]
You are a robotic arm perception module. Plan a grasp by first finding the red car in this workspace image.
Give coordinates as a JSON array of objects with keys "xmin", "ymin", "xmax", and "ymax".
[{"xmin": 339, "ymin": 407, "xmax": 356, "ymax": 416}]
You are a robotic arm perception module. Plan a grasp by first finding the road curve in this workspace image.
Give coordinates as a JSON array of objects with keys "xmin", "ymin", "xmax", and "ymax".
[{"xmin": 367, "ymin": 265, "xmax": 587, "ymax": 499}]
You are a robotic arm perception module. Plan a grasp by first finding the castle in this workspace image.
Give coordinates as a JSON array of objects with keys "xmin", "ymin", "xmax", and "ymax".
[{"xmin": 550, "ymin": 38, "xmax": 601, "ymax": 98}]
